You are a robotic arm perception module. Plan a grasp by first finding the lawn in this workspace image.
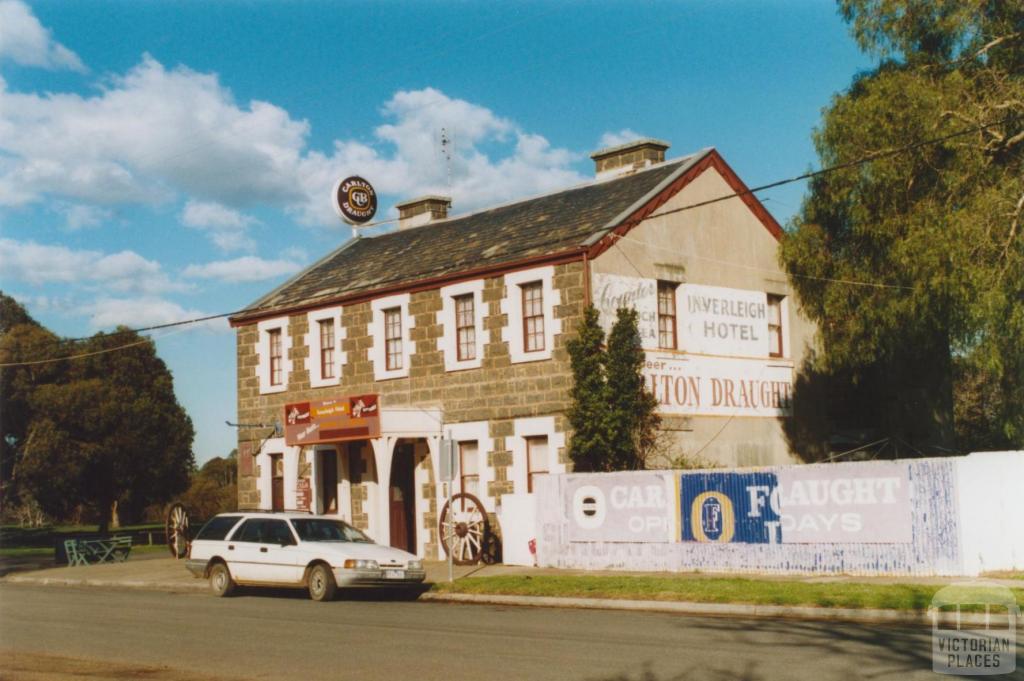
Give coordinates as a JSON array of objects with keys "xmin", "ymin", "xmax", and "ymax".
[{"xmin": 431, "ymin": 575, "xmax": 1024, "ymax": 612}]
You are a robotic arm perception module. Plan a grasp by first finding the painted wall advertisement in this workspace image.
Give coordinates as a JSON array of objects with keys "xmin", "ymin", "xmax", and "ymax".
[
  {"xmin": 677, "ymin": 284, "xmax": 769, "ymax": 357},
  {"xmin": 679, "ymin": 463, "xmax": 912, "ymax": 544},
  {"xmin": 644, "ymin": 353, "xmax": 793, "ymax": 417},
  {"xmin": 566, "ymin": 472, "xmax": 673, "ymax": 543},
  {"xmin": 592, "ymin": 272, "xmax": 659, "ymax": 349}
]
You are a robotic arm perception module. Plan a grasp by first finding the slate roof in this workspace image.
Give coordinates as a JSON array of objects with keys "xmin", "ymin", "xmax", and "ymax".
[{"xmin": 234, "ymin": 151, "xmax": 708, "ymax": 322}]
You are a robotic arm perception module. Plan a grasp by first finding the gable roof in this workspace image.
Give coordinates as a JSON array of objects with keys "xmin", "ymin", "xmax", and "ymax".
[{"xmin": 231, "ymin": 148, "xmax": 781, "ymax": 325}]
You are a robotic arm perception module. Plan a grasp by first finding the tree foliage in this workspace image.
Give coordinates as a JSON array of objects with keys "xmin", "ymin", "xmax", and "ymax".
[
  {"xmin": 566, "ymin": 305, "xmax": 660, "ymax": 472},
  {"xmin": 566, "ymin": 306, "xmax": 612, "ymax": 471},
  {"xmin": 0, "ymin": 305, "xmax": 195, "ymax": 531},
  {"xmin": 781, "ymin": 2, "xmax": 1024, "ymax": 452},
  {"xmin": 180, "ymin": 450, "xmax": 238, "ymax": 520},
  {"xmin": 606, "ymin": 307, "xmax": 660, "ymax": 470}
]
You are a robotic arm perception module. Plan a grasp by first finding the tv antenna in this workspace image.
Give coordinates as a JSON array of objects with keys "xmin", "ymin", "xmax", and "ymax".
[{"xmin": 439, "ymin": 127, "xmax": 455, "ymax": 195}]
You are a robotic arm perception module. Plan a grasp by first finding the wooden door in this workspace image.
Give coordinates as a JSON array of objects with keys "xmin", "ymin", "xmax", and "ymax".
[
  {"xmin": 270, "ymin": 454, "xmax": 284, "ymax": 511},
  {"xmin": 389, "ymin": 444, "xmax": 416, "ymax": 553},
  {"xmin": 320, "ymin": 450, "xmax": 338, "ymax": 514}
]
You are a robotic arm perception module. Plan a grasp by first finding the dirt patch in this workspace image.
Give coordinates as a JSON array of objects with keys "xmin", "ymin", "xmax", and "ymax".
[{"xmin": 0, "ymin": 651, "xmax": 248, "ymax": 681}]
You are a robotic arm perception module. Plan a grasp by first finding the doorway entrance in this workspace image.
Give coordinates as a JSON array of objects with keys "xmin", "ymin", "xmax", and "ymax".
[
  {"xmin": 318, "ymin": 448, "xmax": 339, "ymax": 515},
  {"xmin": 269, "ymin": 454, "xmax": 284, "ymax": 511},
  {"xmin": 388, "ymin": 442, "xmax": 416, "ymax": 553}
]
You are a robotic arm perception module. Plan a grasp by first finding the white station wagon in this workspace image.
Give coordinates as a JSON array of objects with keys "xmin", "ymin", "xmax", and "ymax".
[{"xmin": 186, "ymin": 512, "xmax": 426, "ymax": 601}]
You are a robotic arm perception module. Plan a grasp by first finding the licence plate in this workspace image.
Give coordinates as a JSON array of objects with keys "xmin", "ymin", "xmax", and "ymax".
[{"xmin": 384, "ymin": 569, "xmax": 405, "ymax": 579}]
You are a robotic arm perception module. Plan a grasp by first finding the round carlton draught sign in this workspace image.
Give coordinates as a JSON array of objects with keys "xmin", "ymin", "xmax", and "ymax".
[{"xmin": 333, "ymin": 176, "xmax": 377, "ymax": 224}]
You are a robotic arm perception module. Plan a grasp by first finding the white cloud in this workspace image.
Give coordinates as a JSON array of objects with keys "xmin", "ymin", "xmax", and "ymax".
[
  {"xmin": 598, "ymin": 129, "xmax": 645, "ymax": 148},
  {"xmin": 0, "ymin": 55, "xmax": 585, "ymax": 224},
  {"xmin": 182, "ymin": 256, "xmax": 303, "ymax": 283},
  {"xmin": 180, "ymin": 199, "xmax": 257, "ymax": 252},
  {"xmin": 0, "ymin": 238, "xmax": 187, "ymax": 294},
  {"xmin": 58, "ymin": 202, "xmax": 112, "ymax": 229},
  {"xmin": 83, "ymin": 296, "xmax": 227, "ymax": 332},
  {"xmin": 0, "ymin": 0, "xmax": 86, "ymax": 72}
]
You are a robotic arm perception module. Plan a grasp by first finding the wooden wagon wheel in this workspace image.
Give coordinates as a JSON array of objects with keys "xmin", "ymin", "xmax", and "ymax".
[
  {"xmin": 438, "ymin": 492, "xmax": 489, "ymax": 566},
  {"xmin": 165, "ymin": 502, "xmax": 191, "ymax": 559}
]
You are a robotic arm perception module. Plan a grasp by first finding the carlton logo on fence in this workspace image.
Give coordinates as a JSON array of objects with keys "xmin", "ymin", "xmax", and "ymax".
[
  {"xmin": 283, "ymin": 394, "xmax": 380, "ymax": 446},
  {"xmin": 567, "ymin": 472, "xmax": 672, "ymax": 543},
  {"xmin": 680, "ymin": 463, "xmax": 913, "ymax": 544}
]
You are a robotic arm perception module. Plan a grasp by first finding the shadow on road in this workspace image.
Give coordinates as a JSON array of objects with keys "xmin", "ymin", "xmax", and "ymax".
[{"xmin": 229, "ymin": 584, "xmax": 430, "ymax": 602}]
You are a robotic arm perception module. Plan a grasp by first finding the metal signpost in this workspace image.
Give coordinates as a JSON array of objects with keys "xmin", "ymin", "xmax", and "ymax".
[{"xmin": 439, "ymin": 436, "xmax": 458, "ymax": 583}]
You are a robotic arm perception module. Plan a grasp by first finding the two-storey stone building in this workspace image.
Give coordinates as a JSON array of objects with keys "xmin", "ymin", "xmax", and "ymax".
[{"xmin": 229, "ymin": 139, "xmax": 815, "ymax": 560}]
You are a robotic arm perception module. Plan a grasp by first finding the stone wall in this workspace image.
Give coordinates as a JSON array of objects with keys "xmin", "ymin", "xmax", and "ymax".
[{"xmin": 235, "ymin": 261, "xmax": 586, "ymax": 535}]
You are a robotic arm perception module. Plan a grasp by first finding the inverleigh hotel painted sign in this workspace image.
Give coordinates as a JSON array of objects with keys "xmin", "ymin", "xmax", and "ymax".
[{"xmin": 593, "ymin": 273, "xmax": 794, "ymax": 417}]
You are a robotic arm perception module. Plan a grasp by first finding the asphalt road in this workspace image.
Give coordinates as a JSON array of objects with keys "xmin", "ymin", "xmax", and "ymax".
[{"xmin": 1, "ymin": 584, "xmax": 1020, "ymax": 681}]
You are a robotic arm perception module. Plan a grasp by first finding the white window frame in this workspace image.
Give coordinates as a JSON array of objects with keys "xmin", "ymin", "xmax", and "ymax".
[
  {"xmin": 437, "ymin": 280, "xmax": 485, "ymax": 372},
  {"xmin": 305, "ymin": 306, "xmax": 345, "ymax": 388},
  {"xmin": 509, "ymin": 416, "xmax": 566, "ymax": 495},
  {"xmin": 500, "ymin": 266, "xmax": 561, "ymax": 364},
  {"xmin": 371, "ymin": 293, "xmax": 414, "ymax": 381},
  {"xmin": 443, "ymin": 420, "xmax": 494, "ymax": 512},
  {"xmin": 256, "ymin": 316, "xmax": 292, "ymax": 394}
]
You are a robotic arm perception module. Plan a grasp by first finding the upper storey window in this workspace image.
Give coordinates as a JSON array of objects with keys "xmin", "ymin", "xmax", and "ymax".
[
  {"xmin": 305, "ymin": 307, "xmax": 344, "ymax": 388},
  {"xmin": 438, "ymin": 280, "xmax": 485, "ymax": 372},
  {"xmin": 501, "ymin": 266, "xmax": 561, "ymax": 364},
  {"xmin": 256, "ymin": 316, "xmax": 291, "ymax": 394},
  {"xmin": 657, "ymin": 282, "xmax": 677, "ymax": 350},
  {"xmin": 371, "ymin": 294, "xmax": 413, "ymax": 380}
]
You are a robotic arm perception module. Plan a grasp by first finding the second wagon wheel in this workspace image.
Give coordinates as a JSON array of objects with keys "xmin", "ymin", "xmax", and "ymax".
[
  {"xmin": 165, "ymin": 502, "xmax": 191, "ymax": 559},
  {"xmin": 438, "ymin": 492, "xmax": 489, "ymax": 566}
]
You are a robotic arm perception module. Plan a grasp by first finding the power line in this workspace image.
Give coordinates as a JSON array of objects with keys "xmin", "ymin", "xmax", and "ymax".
[
  {"xmin": 611, "ymin": 233, "xmax": 916, "ymax": 291},
  {"xmin": 13, "ymin": 114, "xmax": 1019, "ymax": 362},
  {"xmin": 641, "ymin": 113, "xmax": 1022, "ymax": 223}
]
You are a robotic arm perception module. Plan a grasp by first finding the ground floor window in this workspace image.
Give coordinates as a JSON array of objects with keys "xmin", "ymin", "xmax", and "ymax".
[
  {"xmin": 526, "ymin": 436, "xmax": 549, "ymax": 493},
  {"xmin": 460, "ymin": 441, "xmax": 479, "ymax": 503}
]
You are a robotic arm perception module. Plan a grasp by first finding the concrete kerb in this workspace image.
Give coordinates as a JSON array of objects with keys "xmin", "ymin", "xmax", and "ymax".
[
  {"xmin": 419, "ymin": 591, "xmax": 971, "ymax": 627},
  {"xmin": 3, "ymin": 573, "xmax": 206, "ymax": 593}
]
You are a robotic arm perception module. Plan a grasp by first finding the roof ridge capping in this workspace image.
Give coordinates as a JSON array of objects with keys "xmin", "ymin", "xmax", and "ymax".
[{"xmin": 409, "ymin": 150, "xmax": 696, "ymax": 231}]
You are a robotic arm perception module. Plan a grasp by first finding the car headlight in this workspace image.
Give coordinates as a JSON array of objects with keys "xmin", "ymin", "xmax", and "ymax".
[
  {"xmin": 407, "ymin": 559, "xmax": 423, "ymax": 570},
  {"xmin": 343, "ymin": 559, "xmax": 379, "ymax": 570}
]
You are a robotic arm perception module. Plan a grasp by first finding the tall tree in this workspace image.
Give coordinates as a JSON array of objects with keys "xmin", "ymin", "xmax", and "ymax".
[
  {"xmin": 18, "ymin": 329, "xmax": 195, "ymax": 531},
  {"xmin": 566, "ymin": 306, "xmax": 612, "ymax": 472},
  {"xmin": 781, "ymin": 1, "xmax": 1023, "ymax": 453},
  {"xmin": 0, "ymin": 293, "xmax": 61, "ymax": 512},
  {"xmin": 605, "ymin": 307, "xmax": 660, "ymax": 470}
]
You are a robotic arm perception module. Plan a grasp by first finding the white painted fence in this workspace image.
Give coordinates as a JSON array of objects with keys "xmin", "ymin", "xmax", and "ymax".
[{"xmin": 499, "ymin": 451, "xmax": 1024, "ymax": 576}]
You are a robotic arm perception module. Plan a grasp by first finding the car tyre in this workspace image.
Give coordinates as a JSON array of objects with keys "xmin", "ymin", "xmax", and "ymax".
[
  {"xmin": 308, "ymin": 563, "xmax": 336, "ymax": 602},
  {"xmin": 209, "ymin": 562, "xmax": 236, "ymax": 597}
]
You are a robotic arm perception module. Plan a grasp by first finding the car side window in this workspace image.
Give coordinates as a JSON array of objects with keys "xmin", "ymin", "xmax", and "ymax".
[
  {"xmin": 233, "ymin": 519, "xmax": 264, "ymax": 543},
  {"xmin": 264, "ymin": 520, "xmax": 295, "ymax": 546}
]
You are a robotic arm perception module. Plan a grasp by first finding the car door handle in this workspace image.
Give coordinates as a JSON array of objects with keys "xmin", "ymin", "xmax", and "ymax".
[{"xmin": 260, "ymin": 547, "xmax": 268, "ymax": 553}]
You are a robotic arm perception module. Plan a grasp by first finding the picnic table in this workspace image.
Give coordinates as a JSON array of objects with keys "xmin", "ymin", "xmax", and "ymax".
[{"xmin": 64, "ymin": 536, "xmax": 132, "ymax": 566}]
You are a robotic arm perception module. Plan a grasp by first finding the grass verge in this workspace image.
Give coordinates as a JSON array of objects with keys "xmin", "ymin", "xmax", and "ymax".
[{"xmin": 431, "ymin": 575, "xmax": 1024, "ymax": 612}]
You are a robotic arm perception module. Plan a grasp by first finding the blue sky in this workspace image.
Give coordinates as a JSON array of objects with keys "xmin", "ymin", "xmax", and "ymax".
[{"xmin": 0, "ymin": 0, "xmax": 873, "ymax": 464}]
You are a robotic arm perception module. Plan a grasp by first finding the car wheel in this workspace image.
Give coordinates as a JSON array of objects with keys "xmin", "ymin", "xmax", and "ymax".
[
  {"xmin": 308, "ymin": 563, "xmax": 336, "ymax": 602},
  {"xmin": 209, "ymin": 562, "xmax": 236, "ymax": 597}
]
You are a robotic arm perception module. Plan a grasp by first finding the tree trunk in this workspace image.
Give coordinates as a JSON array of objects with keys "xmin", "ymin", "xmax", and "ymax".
[{"xmin": 110, "ymin": 499, "xmax": 120, "ymax": 531}]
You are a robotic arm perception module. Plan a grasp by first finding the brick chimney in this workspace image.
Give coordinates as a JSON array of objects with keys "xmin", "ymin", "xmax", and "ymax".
[
  {"xmin": 590, "ymin": 138, "xmax": 670, "ymax": 179},
  {"xmin": 395, "ymin": 195, "xmax": 452, "ymax": 230}
]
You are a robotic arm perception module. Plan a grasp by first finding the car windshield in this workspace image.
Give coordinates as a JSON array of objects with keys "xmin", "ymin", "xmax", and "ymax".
[{"xmin": 290, "ymin": 519, "xmax": 374, "ymax": 543}]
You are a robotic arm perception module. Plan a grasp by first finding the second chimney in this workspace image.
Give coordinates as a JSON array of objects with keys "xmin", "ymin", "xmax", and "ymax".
[
  {"xmin": 395, "ymin": 195, "xmax": 452, "ymax": 230},
  {"xmin": 590, "ymin": 138, "xmax": 670, "ymax": 178}
]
